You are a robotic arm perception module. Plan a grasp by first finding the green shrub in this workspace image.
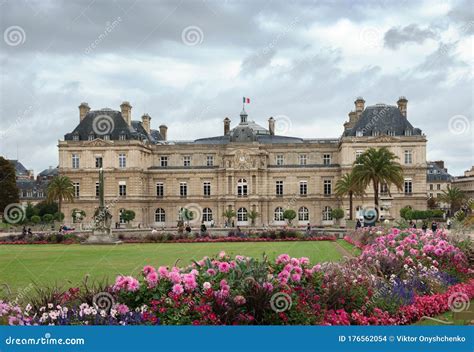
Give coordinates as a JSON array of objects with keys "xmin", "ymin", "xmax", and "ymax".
[
  {"xmin": 42, "ymin": 214, "xmax": 54, "ymax": 223},
  {"xmin": 30, "ymin": 215, "xmax": 41, "ymax": 224}
]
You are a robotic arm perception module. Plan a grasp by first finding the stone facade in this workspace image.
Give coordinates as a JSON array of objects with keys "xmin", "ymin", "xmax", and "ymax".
[
  {"xmin": 453, "ymin": 166, "xmax": 474, "ymax": 201},
  {"xmin": 58, "ymin": 97, "xmax": 427, "ymax": 228}
]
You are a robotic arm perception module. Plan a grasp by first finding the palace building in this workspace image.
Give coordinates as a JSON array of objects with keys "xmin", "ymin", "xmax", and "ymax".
[{"xmin": 58, "ymin": 97, "xmax": 427, "ymax": 228}]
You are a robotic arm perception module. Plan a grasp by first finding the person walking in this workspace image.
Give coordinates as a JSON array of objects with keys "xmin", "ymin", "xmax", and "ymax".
[{"xmin": 355, "ymin": 219, "xmax": 362, "ymax": 229}]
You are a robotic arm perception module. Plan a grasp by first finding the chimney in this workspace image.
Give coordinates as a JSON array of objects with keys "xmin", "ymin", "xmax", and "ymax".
[
  {"xmin": 141, "ymin": 113, "xmax": 151, "ymax": 134},
  {"xmin": 120, "ymin": 101, "xmax": 132, "ymax": 125},
  {"xmin": 433, "ymin": 160, "xmax": 445, "ymax": 170},
  {"xmin": 397, "ymin": 96, "xmax": 408, "ymax": 117},
  {"xmin": 354, "ymin": 97, "xmax": 365, "ymax": 118},
  {"xmin": 344, "ymin": 111, "xmax": 358, "ymax": 130},
  {"xmin": 159, "ymin": 124, "xmax": 168, "ymax": 141},
  {"xmin": 268, "ymin": 117, "xmax": 275, "ymax": 136},
  {"xmin": 78, "ymin": 102, "xmax": 90, "ymax": 122},
  {"xmin": 223, "ymin": 117, "xmax": 231, "ymax": 135}
]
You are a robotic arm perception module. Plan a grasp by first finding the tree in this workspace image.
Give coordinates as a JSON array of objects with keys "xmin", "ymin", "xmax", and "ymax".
[
  {"xmin": 222, "ymin": 209, "xmax": 236, "ymax": 224},
  {"xmin": 331, "ymin": 208, "xmax": 345, "ymax": 225},
  {"xmin": 439, "ymin": 186, "xmax": 466, "ymax": 215},
  {"xmin": 247, "ymin": 210, "xmax": 259, "ymax": 226},
  {"xmin": 34, "ymin": 201, "xmax": 58, "ymax": 217},
  {"xmin": 0, "ymin": 157, "xmax": 19, "ymax": 214},
  {"xmin": 47, "ymin": 176, "xmax": 75, "ymax": 223},
  {"xmin": 31, "ymin": 215, "xmax": 41, "ymax": 224},
  {"xmin": 400, "ymin": 206, "xmax": 412, "ymax": 220},
  {"xmin": 120, "ymin": 209, "xmax": 135, "ymax": 223},
  {"xmin": 42, "ymin": 214, "xmax": 54, "ymax": 223},
  {"xmin": 25, "ymin": 202, "xmax": 35, "ymax": 221},
  {"xmin": 335, "ymin": 171, "xmax": 365, "ymax": 220},
  {"xmin": 283, "ymin": 209, "xmax": 296, "ymax": 225},
  {"xmin": 352, "ymin": 147, "xmax": 404, "ymax": 220}
]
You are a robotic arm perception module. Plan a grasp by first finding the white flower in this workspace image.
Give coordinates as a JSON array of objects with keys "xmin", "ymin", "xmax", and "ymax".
[
  {"xmin": 100, "ymin": 310, "xmax": 106, "ymax": 317},
  {"xmin": 47, "ymin": 303, "xmax": 53, "ymax": 309},
  {"xmin": 203, "ymin": 282, "xmax": 211, "ymax": 290},
  {"xmin": 25, "ymin": 304, "xmax": 32, "ymax": 312}
]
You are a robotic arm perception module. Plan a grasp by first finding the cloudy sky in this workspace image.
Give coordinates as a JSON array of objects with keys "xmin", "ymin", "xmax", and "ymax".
[{"xmin": 0, "ymin": 0, "xmax": 472, "ymax": 175}]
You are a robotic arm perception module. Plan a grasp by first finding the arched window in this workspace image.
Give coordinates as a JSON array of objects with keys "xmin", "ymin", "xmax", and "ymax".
[
  {"xmin": 274, "ymin": 207, "xmax": 284, "ymax": 221},
  {"xmin": 237, "ymin": 207, "xmax": 248, "ymax": 222},
  {"xmin": 298, "ymin": 207, "xmax": 309, "ymax": 221},
  {"xmin": 155, "ymin": 208, "xmax": 165, "ymax": 223},
  {"xmin": 203, "ymin": 208, "xmax": 213, "ymax": 222},
  {"xmin": 237, "ymin": 178, "xmax": 248, "ymax": 197},
  {"xmin": 323, "ymin": 206, "xmax": 332, "ymax": 221}
]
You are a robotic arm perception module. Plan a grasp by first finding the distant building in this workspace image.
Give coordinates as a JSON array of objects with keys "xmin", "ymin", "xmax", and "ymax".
[
  {"xmin": 58, "ymin": 97, "xmax": 428, "ymax": 227},
  {"xmin": 426, "ymin": 161, "xmax": 453, "ymax": 209},
  {"xmin": 453, "ymin": 166, "xmax": 474, "ymax": 201}
]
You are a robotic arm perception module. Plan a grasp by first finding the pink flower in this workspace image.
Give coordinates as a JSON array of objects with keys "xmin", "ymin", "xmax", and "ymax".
[
  {"xmin": 158, "ymin": 266, "xmax": 169, "ymax": 278},
  {"xmin": 203, "ymin": 282, "xmax": 212, "ymax": 290},
  {"xmin": 263, "ymin": 282, "xmax": 273, "ymax": 292},
  {"xmin": 291, "ymin": 273, "xmax": 301, "ymax": 282},
  {"xmin": 218, "ymin": 262, "xmax": 231, "ymax": 273},
  {"xmin": 276, "ymin": 254, "xmax": 290, "ymax": 264},
  {"xmin": 207, "ymin": 268, "xmax": 216, "ymax": 276},
  {"xmin": 146, "ymin": 272, "xmax": 159, "ymax": 288},
  {"xmin": 312, "ymin": 264, "xmax": 321, "ymax": 272},
  {"xmin": 116, "ymin": 304, "xmax": 129, "ymax": 314},
  {"xmin": 172, "ymin": 284, "xmax": 184, "ymax": 295},
  {"xmin": 299, "ymin": 257, "xmax": 310, "ymax": 265},
  {"xmin": 183, "ymin": 274, "xmax": 197, "ymax": 291},
  {"xmin": 219, "ymin": 251, "xmax": 226, "ymax": 258},
  {"xmin": 233, "ymin": 295, "xmax": 246, "ymax": 305},
  {"xmin": 143, "ymin": 265, "xmax": 156, "ymax": 275},
  {"xmin": 168, "ymin": 271, "xmax": 181, "ymax": 284}
]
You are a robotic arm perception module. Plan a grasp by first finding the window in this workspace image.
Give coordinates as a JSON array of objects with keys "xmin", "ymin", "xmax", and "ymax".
[
  {"xmin": 387, "ymin": 130, "xmax": 395, "ymax": 136},
  {"xmin": 73, "ymin": 182, "xmax": 80, "ymax": 198},
  {"xmin": 356, "ymin": 130, "xmax": 363, "ymax": 137},
  {"xmin": 88, "ymin": 133, "xmax": 95, "ymax": 141},
  {"xmin": 299, "ymin": 181, "xmax": 307, "ymax": 196},
  {"xmin": 324, "ymin": 180, "xmax": 332, "ymax": 195},
  {"xmin": 429, "ymin": 193, "xmax": 433, "ymax": 198},
  {"xmin": 355, "ymin": 150, "xmax": 363, "ymax": 164},
  {"xmin": 119, "ymin": 154, "xmax": 126, "ymax": 168},
  {"xmin": 203, "ymin": 182, "xmax": 211, "ymax": 197},
  {"xmin": 203, "ymin": 208, "xmax": 213, "ymax": 222},
  {"xmin": 103, "ymin": 135, "xmax": 110, "ymax": 141},
  {"xmin": 405, "ymin": 129, "xmax": 412, "ymax": 136},
  {"xmin": 237, "ymin": 207, "xmax": 248, "ymax": 222},
  {"xmin": 380, "ymin": 183, "xmax": 389, "ymax": 195},
  {"xmin": 207, "ymin": 155, "xmax": 214, "ymax": 167},
  {"xmin": 183, "ymin": 156, "xmax": 191, "ymax": 167},
  {"xmin": 95, "ymin": 182, "xmax": 100, "ymax": 197},
  {"xmin": 95, "ymin": 157, "xmax": 103, "ymax": 168},
  {"xmin": 73, "ymin": 134, "xmax": 79, "ymax": 141},
  {"xmin": 274, "ymin": 207, "xmax": 284, "ymax": 221},
  {"xmin": 437, "ymin": 184, "xmax": 441, "ymax": 190},
  {"xmin": 72, "ymin": 154, "xmax": 80, "ymax": 169},
  {"xmin": 119, "ymin": 133, "xmax": 126, "ymax": 141},
  {"xmin": 404, "ymin": 150, "xmax": 412, "ymax": 165},
  {"xmin": 404, "ymin": 179, "xmax": 413, "ymax": 195},
  {"xmin": 298, "ymin": 207, "xmax": 309, "ymax": 221},
  {"xmin": 119, "ymin": 183, "xmax": 127, "ymax": 197},
  {"xmin": 156, "ymin": 182, "xmax": 164, "ymax": 198},
  {"xmin": 437, "ymin": 193, "xmax": 441, "ymax": 198},
  {"xmin": 299, "ymin": 154, "xmax": 307, "ymax": 166},
  {"xmin": 372, "ymin": 130, "xmax": 380, "ymax": 137},
  {"xmin": 180, "ymin": 182, "xmax": 187, "ymax": 198},
  {"xmin": 155, "ymin": 208, "xmax": 165, "ymax": 223},
  {"xmin": 237, "ymin": 178, "xmax": 248, "ymax": 197},
  {"xmin": 323, "ymin": 206, "xmax": 332, "ymax": 221},
  {"xmin": 276, "ymin": 155, "xmax": 284, "ymax": 166},
  {"xmin": 276, "ymin": 180, "xmax": 283, "ymax": 196},
  {"xmin": 323, "ymin": 154, "xmax": 331, "ymax": 165},
  {"xmin": 429, "ymin": 184, "xmax": 434, "ymax": 191},
  {"xmin": 160, "ymin": 156, "xmax": 168, "ymax": 167}
]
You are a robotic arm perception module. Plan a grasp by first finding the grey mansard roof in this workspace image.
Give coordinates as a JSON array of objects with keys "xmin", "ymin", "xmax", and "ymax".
[
  {"xmin": 64, "ymin": 109, "xmax": 164, "ymax": 142},
  {"xmin": 344, "ymin": 104, "xmax": 422, "ymax": 137},
  {"xmin": 427, "ymin": 162, "xmax": 453, "ymax": 182}
]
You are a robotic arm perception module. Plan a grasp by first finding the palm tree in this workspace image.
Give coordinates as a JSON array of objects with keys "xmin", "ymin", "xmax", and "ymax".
[
  {"xmin": 222, "ymin": 209, "xmax": 236, "ymax": 225},
  {"xmin": 335, "ymin": 171, "xmax": 365, "ymax": 220},
  {"xmin": 352, "ymin": 147, "xmax": 404, "ymax": 218},
  {"xmin": 439, "ymin": 186, "xmax": 466, "ymax": 215},
  {"xmin": 247, "ymin": 210, "xmax": 259, "ymax": 226},
  {"xmin": 47, "ymin": 175, "xmax": 75, "ymax": 222}
]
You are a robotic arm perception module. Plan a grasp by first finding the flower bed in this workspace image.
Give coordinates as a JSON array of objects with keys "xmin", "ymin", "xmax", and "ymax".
[{"xmin": 1, "ymin": 228, "xmax": 472, "ymax": 325}]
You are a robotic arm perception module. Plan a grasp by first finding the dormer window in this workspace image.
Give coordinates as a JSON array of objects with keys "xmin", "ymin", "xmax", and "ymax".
[
  {"xmin": 404, "ymin": 129, "xmax": 412, "ymax": 136},
  {"xmin": 88, "ymin": 132, "xmax": 95, "ymax": 141},
  {"xmin": 73, "ymin": 134, "xmax": 79, "ymax": 141},
  {"xmin": 387, "ymin": 130, "xmax": 395, "ymax": 136},
  {"xmin": 372, "ymin": 130, "xmax": 380, "ymax": 137},
  {"xmin": 356, "ymin": 130, "xmax": 363, "ymax": 137},
  {"xmin": 103, "ymin": 134, "xmax": 110, "ymax": 141},
  {"xmin": 119, "ymin": 132, "xmax": 126, "ymax": 141}
]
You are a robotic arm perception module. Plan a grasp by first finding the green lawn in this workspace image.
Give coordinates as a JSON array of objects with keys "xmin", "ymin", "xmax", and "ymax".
[
  {"xmin": 337, "ymin": 239, "xmax": 362, "ymax": 257},
  {"xmin": 0, "ymin": 241, "xmax": 342, "ymax": 296},
  {"xmin": 413, "ymin": 300, "xmax": 474, "ymax": 326}
]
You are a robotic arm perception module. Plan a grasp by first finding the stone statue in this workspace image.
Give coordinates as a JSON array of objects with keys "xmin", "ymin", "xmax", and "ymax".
[{"xmin": 82, "ymin": 168, "xmax": 121, "ymax": 245}]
